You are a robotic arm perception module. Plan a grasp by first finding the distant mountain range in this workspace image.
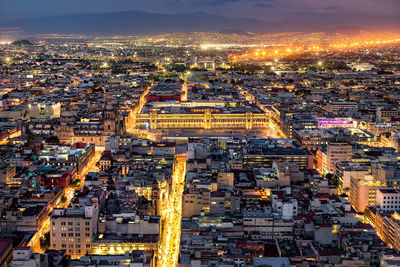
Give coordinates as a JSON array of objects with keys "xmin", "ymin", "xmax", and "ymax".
[
  {"xmin": 1, "ymin": 11, "xmax": 272, "ymax": 35},
  {"xmin": 0, "ymin": 10, "xmax": 397, "ymax": 36}
]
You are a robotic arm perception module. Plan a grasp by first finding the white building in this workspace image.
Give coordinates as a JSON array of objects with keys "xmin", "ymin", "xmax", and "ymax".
[
  {"xmin": 28, "ymin": 102, "xmax": 61, "ymax": 119},
  {"xmin": 12, "ymin": 247, "xmax": 45, "ymax": 267},
  {"xmin": 376, "ymin": 188, "xmax": 400, "ymax": 212},
  {"xmin": 271, "ymin": 188, "xmax": 298, "ymax": 220}
]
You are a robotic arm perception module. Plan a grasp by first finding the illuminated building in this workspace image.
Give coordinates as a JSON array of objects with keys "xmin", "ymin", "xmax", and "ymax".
[
  {"xmin": 28, "ymin": 102, "xmax": 61, "ymax": 119},
  {"xmin": 0, "ymin": 124, "xmax": 21, "ymax": 145},
  {"xmin": 316, "ymin": 142, "xmax": 352, "ymax": 174},
  {"xmin": 377, "ymin": 107, "xmax": 399, "ymax": 123},
  {"xmin": 335, "ymin": 162, "xmax": 370, "ymax": 194},
  {"xmin": 349, "ymin": 175, "xmax": 385, "ymax": 212},
  {"xmin": 0, "ymin": 239, "xmax": 12, "ymax": 267},
  {"xmin": 182, "ymin": 191, "xmax": 210, "ymax": 217},
  {"xmin": 372, "ymin": 162, "xmax": 400, "ymax": 189},
  {"xmin": 38, "ymin": 143, "xmax": 95, "ymax": 179},
  {"xmin": 317, "ymin": 117, "xmax": 356, "ymax": 129},
  {"xmin": 244, "ymin": 147, "xmax": 313, "ymax": 170},
  {"xmin": 0, "ymin": 165, "xmax": 16, "ymax": 186},
  {"xmin": 376, "ymin": 188, "xmax": 400, "ymax": 212},
  {"xmin": 50, "ymin": 206, "xmax": 98, "ymax": 259},
  {"xmin": 242, "ymin": 211, "xmax": 294, "ymax": 239},
  {"xmin": 381, "ymin": 131, "xmax": 400, "ymax": 153},
  {"xmin": 269, "ymin": 107, "xmax": 293, "ymax": 138},
  {"xmin": 324, "ymin": 102, "xmax": 358, "ymax": 114},
  {"xmin": 374, "ymin": 211, "xmax": 400, "ymax": 251},
  {"xmin": 91, "ymin": 240, "xmax": 157, "ymax": 255},
  {"xmin": 136, "ymin": 109, "xmax": 267, "ymax": 130},
  {"xmin": 12, "ymin": 247, "xmax": 46, "ymax": 267},
  {"xmin": 55, "ymin": 104, "xmax": 120, "ymax": 147}
]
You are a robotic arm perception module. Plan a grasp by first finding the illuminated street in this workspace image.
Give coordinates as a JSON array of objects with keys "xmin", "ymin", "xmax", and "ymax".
[
  {"xmin": 157, "ymin": 154, "xmax": 187, "ymax": 267},
  {"xmin": 127, "ymin": 85, "xmax": 152, "ymax": 134},
  {"xmin": 0, "ymin": 129, "xmax": 21, "ymax": 145},
  {"xmin": 29, "ymin": 147, "xmax": 103, "ymax": 253},
  {"xmin": 181, "ymin": 83, "xmax": 188, "ymax": 101}
]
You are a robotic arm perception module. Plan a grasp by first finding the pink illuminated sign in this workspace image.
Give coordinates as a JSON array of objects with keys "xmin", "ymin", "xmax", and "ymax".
[{"xmin": 318, "ymin": 120, "xmax": 352, "ymax": 124}]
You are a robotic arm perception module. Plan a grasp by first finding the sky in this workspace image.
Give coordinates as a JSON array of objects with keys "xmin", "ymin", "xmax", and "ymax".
[{"xmin": 1, "ymin": 0, "xmax": 399, "ymax": 27}]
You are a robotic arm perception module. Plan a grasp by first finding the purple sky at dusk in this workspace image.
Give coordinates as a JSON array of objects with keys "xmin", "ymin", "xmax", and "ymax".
[{"xmin": 1, "ymin": 0, "xmax": 399, "ymax": 28}]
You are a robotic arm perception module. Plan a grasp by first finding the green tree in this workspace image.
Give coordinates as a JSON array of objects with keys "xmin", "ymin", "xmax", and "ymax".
[
  {"xmin": 39, "ymin": 232, "xmax": 50, "ymax": 250},
  {"xmin": 70, "ymin": 180, "xmax": 81, "ymax": 189},
  {"xmin": 60, "ymin": 195, "xmax": 67, "ymax": 204},
  {"xmin": 235, "ymin": 102, "xmax": 243, "ymax": 107},
  {"xmin": 26, "ymin": 129, "xmax": 36, "ymax": 143},
  {"xmin": 326, "ymin": 173, "xmax": 339, "ymax": 187},
  {"xmin": 45, "ymin": 136, "xmax": 60, "ymax": 144}
]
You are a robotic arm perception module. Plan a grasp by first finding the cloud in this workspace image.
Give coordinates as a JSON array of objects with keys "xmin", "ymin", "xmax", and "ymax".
[
  {"xmin": 167, "ymin": 0, "xmax": 274, "ymax": 7},
  {"xmin": 322, "ymin": 5, "xmax": 339, "ymax": 10},
  {"xmin": 254, "ymin": 2, "xmax": 275, "ymax": 8}
]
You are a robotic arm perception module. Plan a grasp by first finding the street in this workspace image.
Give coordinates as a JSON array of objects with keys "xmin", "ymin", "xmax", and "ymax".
[
  {"xmin": 157, "ymin": 154, "xmax": 187, "ymax": 267},
  {"xmin": 29, "ymin": 147, "xmax": 103, "ymax": 253}
]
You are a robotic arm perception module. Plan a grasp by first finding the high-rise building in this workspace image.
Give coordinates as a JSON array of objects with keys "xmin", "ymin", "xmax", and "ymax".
[
  {"xmin": 349, "ymin": 175, "xmax": 385, "ymax": 212},
  {"xmin": 50, "ymin": 206, "xmax": 98, "ymax": 259}
]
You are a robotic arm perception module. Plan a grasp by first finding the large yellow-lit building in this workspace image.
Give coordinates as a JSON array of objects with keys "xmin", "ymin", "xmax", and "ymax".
[
  {"xmin": 136, "ymin": 109, "xmax": 267, "ymax": 130},
  {"xmin": 349, "ymin": 175, "xmax": 386, "ymax": 212},
  {"xmin": 50, "ymin": 206, "xmax": 98, "ymax": 259},
  {"xmin": 375, "ymin": 211, "xmax": 400, "ymax": 251}
]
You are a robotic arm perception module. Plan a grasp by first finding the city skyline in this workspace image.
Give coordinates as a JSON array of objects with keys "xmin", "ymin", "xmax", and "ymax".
[{"xmin": 1, "ymin": 0, "xmax": 400, "ymax": 266}]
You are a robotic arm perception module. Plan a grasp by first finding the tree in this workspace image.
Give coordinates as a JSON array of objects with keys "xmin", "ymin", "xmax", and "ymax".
[
  {"xmin": 326, "ymin": 173, "xmax": 339, "ymax": 187},
  {"xmin": 168, "ymin": 64, "xmax": 187, "ymax": 73},
  {"xmin": 45, "ymin": 136, "xmax": 60, "ymax": 144},
  {"xmin": 60, "ymin": 195, "xmax": 67, "ymax": 204},
  {"xmin": 39, "ymin": 232, "xmax": 50, "ymax": 250},
  {"xmin": 26, "ymin": 129, "xmax": 36, "ymax": 143},
  {"xmin": 70, "ymin": 180, "xmax": 81, "ymax": 189}
]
